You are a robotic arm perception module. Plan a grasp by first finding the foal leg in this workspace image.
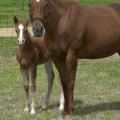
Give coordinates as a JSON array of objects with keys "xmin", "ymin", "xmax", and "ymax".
[
  {"xmin": 29, "ymin": 65, "xmax": 37, "ymax": 114},
  {"xmin": 43, "ymin": 60, "xmax": 54, "ymax": 109},
  {"xmin": 20, "ymin": 66, "xmax": 30, "ymax": 112}
]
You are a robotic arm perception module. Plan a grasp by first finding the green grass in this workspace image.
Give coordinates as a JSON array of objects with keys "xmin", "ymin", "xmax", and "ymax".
[
  {"xmin": 1, "ymin": 0, "xmax": 120, "ymax": 120},
  {"xmin": 0, "ymin": 0, "xmax": 28, "ymax": 28},
  {"xmin": 0, "ymin": 0, "xmax": 28, "ymax": 13},
  {"xmin": 1, "ymin": 38, "xmax": 120, "ymax": 120},
  {"xmin": 0, "ymin": 37, "xmax": 17, "ymax": 57}
]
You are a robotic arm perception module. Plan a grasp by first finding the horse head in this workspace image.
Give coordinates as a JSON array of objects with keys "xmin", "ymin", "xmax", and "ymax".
[
  {"xmin": 13, "ymin": 16, "xmax": 30, "ymax": 46},
  {"xmin": 28, "ymin": 0, "xmax": 49, "ymax": 37}
]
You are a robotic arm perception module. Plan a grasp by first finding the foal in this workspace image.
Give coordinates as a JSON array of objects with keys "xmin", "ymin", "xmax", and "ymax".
[{"xmin": 13, "ymin": 16, "xmax": 63, "ymax": 114}]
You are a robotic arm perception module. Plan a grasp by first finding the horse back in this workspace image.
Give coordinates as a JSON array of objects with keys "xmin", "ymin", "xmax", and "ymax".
[{"xmin": 58, "ymin": 2, "xmax": 120, "ymax": 59}]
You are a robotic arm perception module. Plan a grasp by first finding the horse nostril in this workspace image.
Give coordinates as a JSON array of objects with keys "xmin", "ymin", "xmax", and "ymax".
[
  {"xmin": 40, "ymin": 27, "xmax": 44, "ymax": 32},
  {"xmin": 33, "ymin": 27, "xmax": 35, "ymax": 32},
  {"xmin": 33, "ymin": 26, "xmax": 44, "ymax": 37}
]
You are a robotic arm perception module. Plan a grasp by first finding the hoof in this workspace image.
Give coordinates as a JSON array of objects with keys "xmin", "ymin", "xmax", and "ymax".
[
  {"xmin": 31, "ymin": 108, "xmax": 35, "ymax": 114},
  {"xmin": 59, "ymin": 105, "xmax": 64, "ymax": 111},
  {"xmin": 42, "ymin": 103, "xmax": 48, "ymax": 110},
  {"xmin": 24, "ymin": 107, "xmax": 30, "ymax": 112}
]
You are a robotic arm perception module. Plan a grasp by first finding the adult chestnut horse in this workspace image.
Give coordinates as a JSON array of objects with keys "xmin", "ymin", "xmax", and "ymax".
[{"xmin": 29, "ymin": 0, "xmax": 120, "ymax": 115}]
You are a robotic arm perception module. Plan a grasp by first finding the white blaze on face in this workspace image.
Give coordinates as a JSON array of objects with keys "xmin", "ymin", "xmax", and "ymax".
[
  {"xmin": 36, "ymin": 0, "xmax": 40, "ymax": 2},
  {"xmin": 18, "ymin": 24, "xmax": 25, "ymax": 45}
]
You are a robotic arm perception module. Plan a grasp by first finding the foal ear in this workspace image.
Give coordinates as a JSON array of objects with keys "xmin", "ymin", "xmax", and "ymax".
[
  {"xmin": 13, "ymin": 16, "xmax": 19, "ymax": 25},
  {"xmin": 25, "ymin": 19, "xmax": 30, "ymax": 26}
]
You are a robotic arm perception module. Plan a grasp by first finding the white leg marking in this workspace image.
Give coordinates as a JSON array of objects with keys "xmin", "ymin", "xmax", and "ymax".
[
  {"xmin": 59, "ymin": 92, "xmax": 64, "ymax": 110},
  {"xmin": 24, "ymin": 106, "xmax": 30, "ymax": 112},
  {"xmin": 31, "ymin": 102, "xmax": 36, "ymax": 114}
]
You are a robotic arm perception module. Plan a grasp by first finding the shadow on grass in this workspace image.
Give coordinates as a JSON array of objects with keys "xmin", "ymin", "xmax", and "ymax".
[
  {"xmin": 36, "ymin": 100, "xmax": 120, "ymax": 116},
  {"xmin": 36, "ymin": 100, "xmax": 83, "ymax": 113},
  {"xmin": 74, "ymin": 100, "xmax": 120, "ymax": 116}
]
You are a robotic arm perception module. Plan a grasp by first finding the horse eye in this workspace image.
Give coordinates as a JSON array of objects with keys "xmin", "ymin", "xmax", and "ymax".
[{"xmin": 46, "ymin": 3, "xmax": 49, "ymax": 7}]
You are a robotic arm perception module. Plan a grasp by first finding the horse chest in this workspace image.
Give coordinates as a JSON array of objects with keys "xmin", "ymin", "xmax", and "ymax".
[
  {"xmin": 16, "ymin": 50, "xmax": 38, "ymax": 66},
  {"xmin": 20, "ymin": 58, "xmax": 28, "ymax": 65}
]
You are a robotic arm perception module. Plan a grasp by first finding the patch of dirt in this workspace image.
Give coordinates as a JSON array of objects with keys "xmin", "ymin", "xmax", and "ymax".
[{"xmin": 0, "ymin": 27, "xmax": 33, "ymax": 37}]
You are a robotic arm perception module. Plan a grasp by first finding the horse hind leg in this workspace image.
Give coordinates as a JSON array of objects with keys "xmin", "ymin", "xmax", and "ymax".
[
  {"xmin": 20, "ymin": 66, "xmax": 30, "ymax": 112},
  {"xmin": 42, "ymin": 60, "xmax": 55, "ymax": 109}
]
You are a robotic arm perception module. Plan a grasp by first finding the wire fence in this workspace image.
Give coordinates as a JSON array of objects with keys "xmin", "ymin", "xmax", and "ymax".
[
  {"xmin": 0, "ymin": 1, "xmax": 28, "ymax": 75},
  {"xmin": 0, "ymin": 1, "xmax": 120, "ymax": 120},
  {"xmin": 0, "ymin": 0, "xmax": 119, "ymax": 79}
]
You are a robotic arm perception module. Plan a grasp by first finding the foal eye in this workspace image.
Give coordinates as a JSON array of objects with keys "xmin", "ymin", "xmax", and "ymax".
[{"xmin": 24, "ymin": 28, "xmax": 27, "ymax": 32}]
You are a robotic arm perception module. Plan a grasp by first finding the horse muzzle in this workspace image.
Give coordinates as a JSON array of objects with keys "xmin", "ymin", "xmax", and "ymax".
[{"xmin": 33, "ymin": 26, "xmax": 44, "ymax": 37}]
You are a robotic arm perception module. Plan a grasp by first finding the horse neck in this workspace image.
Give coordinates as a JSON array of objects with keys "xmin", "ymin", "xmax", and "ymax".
[{"xmin": 45, "ymin": 0, "xmax": 65, "ymax": 38}]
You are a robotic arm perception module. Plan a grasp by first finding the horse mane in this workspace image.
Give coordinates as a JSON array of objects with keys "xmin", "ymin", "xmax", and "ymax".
[{"xmin": 49, "ymin": 0, "xmax": 75, "ymax": 7}]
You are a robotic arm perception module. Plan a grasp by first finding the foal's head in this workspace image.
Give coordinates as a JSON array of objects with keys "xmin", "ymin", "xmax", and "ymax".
[
  {"xmin": 28, "ymin": 0, "xmax": 49, "ymax": 37},
  {"xmin": 13, "ymin": 16, "xmax": 30, "ymax": 46}
]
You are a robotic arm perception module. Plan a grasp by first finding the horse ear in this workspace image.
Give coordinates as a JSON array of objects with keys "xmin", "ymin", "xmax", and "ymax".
[
  {"xmin": 25, "ymin": 19, "xmax": 30, "ymax": 26},
  {"xmin": 13, "ymin": 16, "xmax": 19, "ymax": 25}
]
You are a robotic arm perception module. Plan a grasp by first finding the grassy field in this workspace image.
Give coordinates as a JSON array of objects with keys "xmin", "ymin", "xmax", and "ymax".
[
  {"xmin": 1, "ymin": 37, "xmax": 120, "ymax": 120},
  {"xmin": 1, "ymin": 0, "xmax": 120, "ymax": 120},
  {"xmin": 0, "ymin": 0, "xmax": 118, "ymax": 27}
]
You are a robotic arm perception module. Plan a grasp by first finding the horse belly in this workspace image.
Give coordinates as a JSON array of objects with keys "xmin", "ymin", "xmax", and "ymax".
[
  {"xmin": 76, "ymin": 36, "xmax": 120, "ymax": 59},
  {"xmin": 76, "ymin": 30, "xmax": 120, "ymax": 59}
]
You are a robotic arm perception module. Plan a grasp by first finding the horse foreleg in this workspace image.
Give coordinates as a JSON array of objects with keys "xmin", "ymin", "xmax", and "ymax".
[
  {"xmin": 29, "ymin": 65, "xmax": 37, "ymax": 114},
  {"xmin": 65, "ymin": 51, "xmax": 77, "ymax": 114},
  {"xmin": 54, "ymin": 51, "xmax": 77, "ymax": 115},
  {"xmin": 20, "ymin": 66, "xmax": 30, "ymax": 112},
  {"xmin": 43, "ymin": 60, "xmax": 54, "ymax": 109}
]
